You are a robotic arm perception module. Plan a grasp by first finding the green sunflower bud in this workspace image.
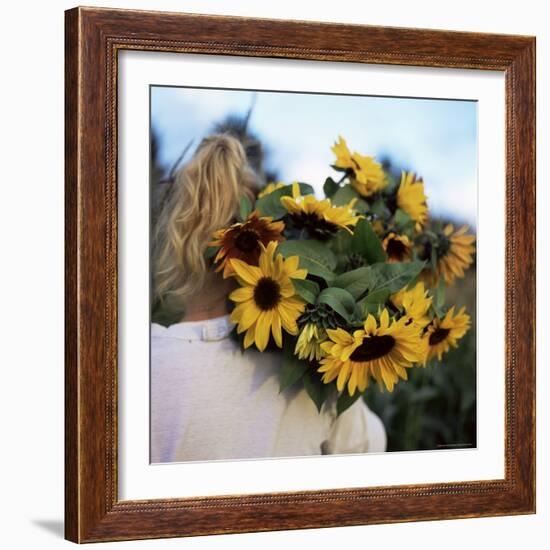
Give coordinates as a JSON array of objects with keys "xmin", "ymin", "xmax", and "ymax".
[{"xmin": 298, "ymin": 303, "xmax": 345, "ymax": 330}]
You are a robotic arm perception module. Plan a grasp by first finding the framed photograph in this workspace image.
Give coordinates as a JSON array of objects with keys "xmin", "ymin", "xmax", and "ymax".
[{"xmin": 65, "ymin": 6, "xmax": 536, "ymax": 543}]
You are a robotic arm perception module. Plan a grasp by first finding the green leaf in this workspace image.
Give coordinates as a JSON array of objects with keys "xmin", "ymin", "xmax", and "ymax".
[
  {"xmin": 351, "ymin": 218, "xmax": 387, "ymax": 264},
  {"xmin": 369, "ymin": 197, "xmax": 390, "ymax": 219},
  {"xmin": 278, "ymin": 239, "xmax": 337, "ymax": 269},
  {"xmin": 329, "ymin": 230, "xmax": 352, "ymax": 257},
  {"xmin": 292, "ymin": 278, "xmax": 320, "ymax": 304},
  {"xmin": 332, "ymin": 266, "xmax": 376, "ymax": 299},
  {"xmin": 353, "ymin": 198, "xmax": 370, "ymax": 214},
  {"xmin": 295, "ymin": 261, "xmax": 335, "ymax": 284},
  {"xmin": 357, "ymin": 288, "xmax": 391, "ymax": 317},
  {"xmin": 365, "ymin": 287, "xmax": 392, "ymax": 304},
  {"xmin": 331, "ymin": 184, "xmax": 360, "ymax": 206},
  {"xmin": 432, "ymin": 278, "xmax": 446, "ymax": 317},
  {"xmin": 369, "ymin": 261, "xmax": 426, "ymax": 294},
  {"xmin": 303, "ymin": 371, "xmax": 333, "ymax": 413},
  {"xmin": 394, "ymin": 208, "xmax": 413, "ymax": 231},
  {"xmin": 279, "ymin": 344, "xmax": 309, "ymax": 393},
  {"xmin": 316, "ymin": 287, "xmax": 356, "ymax": 322},
  {"xmin": 295, "ymin": 182, "xmax": 315, "ymax": 195},
  {"xmin": 255, "ymin": 182, "xmax": 314, "ymax": 219},
  {"xmin": 336, "ymin": 391, "xmax": 362, "ymax": 416},
  {"xmin": 435, "ymin": 278, "xmax": 445, "ymax": 309},
  {"xmin": 329, "ymin": 184, "xmax": 369, "ymax": 213},
  {"xmin": 278, "ymin": 240, "xmax": 337, "ymax": 283},
  {"xmin": 239, "ymin": 195, "xmax": 252, "ymax": 221},
  {"xmin": 333, "ymin": 261, "xmax": 425, "ymax": 299},
  {"xmin": 323, "ymin": 177, "xmax": 339, "ymax": 198}
]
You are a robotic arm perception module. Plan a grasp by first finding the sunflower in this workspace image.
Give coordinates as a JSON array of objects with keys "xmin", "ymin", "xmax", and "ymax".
[
  {"xmin": 396, "ymin": 171, "xmax": 428, "ymax": 230},
  {"xmin": 210, "ymin": 212, "xmax": 285, "ymax": 278},
  {"xmin": 331, "ymin": 136, "xmax": 386, "ymax": 197},
  {"xmin": 419, "ymin": 224, "xmax": 476, "ymax": 286},
  {"xmin": 258, "ymin": 181, "xmax": 286, "ymax": 198},
  {"xmin": 391, "ymin": 281, "xmax": 432, "ymax": 328},
  {"xmin": 280, "ymin": 182, "xmax": 360, "ymax": 240},
  {"xmin": 318, "ymin": 309, "xmax": 426, "ymax": 395},
  {"xmin": 382, "ymin": 232, "xmax": 412, "ymax": 263},
  {"xmin": 423, "ymin": 306, "xmax": 470, "ymax": 363},
  {"xmin": 295, "ymin": 323, "xmax": 327, "ymax": 361},
  {"xmin": 331, "ymin": 135, "xmax": 355, "ymax": 170},
  {"xmin": 350, "ymin": 152, "xmax": 387, "ymax": 197},
  {"xmin": 229, "ymin": 241, "xmax": 307, "ymax": 351},
  {"xmin": 438, "ymin": 224, "xmax": 476, "ymax": 285}
]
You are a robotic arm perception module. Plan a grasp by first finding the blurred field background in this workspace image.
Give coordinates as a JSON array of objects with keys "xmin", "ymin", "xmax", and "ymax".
[
  {"xmin": 151, "ymin": 86, "xmax": 477, "ymax": 452},
  {"xmin": 363, "ymin": 268, "xmax": 476, "ymax": 451}
]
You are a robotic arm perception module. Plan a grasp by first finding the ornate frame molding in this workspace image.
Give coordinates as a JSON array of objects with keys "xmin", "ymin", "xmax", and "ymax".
[{"xmin": 65, "ymin": 7, "xmax": 535, "ymax": 542}]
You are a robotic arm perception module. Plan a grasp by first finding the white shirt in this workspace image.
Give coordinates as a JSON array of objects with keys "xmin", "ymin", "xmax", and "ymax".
[{"xmin": 151, "ymin": 315, "xmax": 386, "ymax": 463}]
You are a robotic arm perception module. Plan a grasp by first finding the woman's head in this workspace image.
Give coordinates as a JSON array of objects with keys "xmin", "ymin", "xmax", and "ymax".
[{"xmin": 153, "ymin": 133, "xmax": 259, "ymax": 304}]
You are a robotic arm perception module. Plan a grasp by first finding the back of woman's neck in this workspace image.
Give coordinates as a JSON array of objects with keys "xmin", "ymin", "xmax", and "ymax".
[
  {"xmin": 182, "ymin": 300, "xmax": 229, "ymax": 322},
  {"xmin": 181, "ymin": 271, "xmax": 236, "ymax": 322}
]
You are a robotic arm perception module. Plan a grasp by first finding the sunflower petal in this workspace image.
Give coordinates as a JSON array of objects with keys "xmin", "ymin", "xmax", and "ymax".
[
  {"xmin": 243, "ymin": 323, "xmax": 256, "ymax": 349},
  {"xmin": 233, "ymin": 303, "xmax": 261, "ymax": 332},
  {"xmin": 229, "ymin": 286, "xmax": 254, "ymax": 303},
  {"xmin": 290, "ymin": 268, "xmax": 308, "ymax": 280},
  {"xmin": 230, "ymin": 259, "xmax": 262, "ymax": 285},
  {"xmin": 364, "ymin": 314, "xmax": 377, "ymax": 334},
  {"xmin": 271, "ymin": 312, "xmax": 283, "ymax": 348},
  {"xmin": 278, "ymin": 303, "xmax": 299, "ymax": 334},
  {"xmin": 280, "ymin": 196, "xmax": 299, "ymax": 215},
  {"xmin": 348, "ymin": 366, "xmax": 359, "ymax": 395},
  {"xmin": 379, "ymin": 309, "xmax": 390, "ymax": 330},
  {"xmin": 255, "ymin": 311, "xmax": 271, "ymax": 351},
  {"xmin": 380, "ymin": 364, "xmax": 395, "ymax": 392},
  {"xmin": 336, "ymin": 361, "xmax": 351, "ymax": 392},
  {"xmin": 283, "ymin": 255, "xmax": 299, "ymax": 273},
  {"xmin": 327, "ymin": 328, "xmax": 354, "ymax": 346}
]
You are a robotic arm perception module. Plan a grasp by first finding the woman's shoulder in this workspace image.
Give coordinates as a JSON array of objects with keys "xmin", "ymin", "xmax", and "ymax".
[
  {"xmin": 151, "ymin": 314, "xmax": 233, "ymax": 341},
  {"xmin": 150, "ymin": 317, "xmax": 284, "ymax": 373}
]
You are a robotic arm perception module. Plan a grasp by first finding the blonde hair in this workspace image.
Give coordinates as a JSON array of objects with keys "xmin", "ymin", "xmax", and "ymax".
[{"xmin": 153, "ymin": 133, "xmax": 259, "ymax": 304}]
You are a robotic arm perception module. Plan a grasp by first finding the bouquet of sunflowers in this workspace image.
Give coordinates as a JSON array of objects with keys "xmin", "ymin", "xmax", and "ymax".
[{"xmin": 208, "ymin": 136, "xmax": 476, "ymax": 415}]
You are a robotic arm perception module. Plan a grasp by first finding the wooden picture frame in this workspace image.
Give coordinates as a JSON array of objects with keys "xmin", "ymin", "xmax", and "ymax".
[{"xmin": 65, "ymin": 6, "xmax": 536, "ymax": 543}]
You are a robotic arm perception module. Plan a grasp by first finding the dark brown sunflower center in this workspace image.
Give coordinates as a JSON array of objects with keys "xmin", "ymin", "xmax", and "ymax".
[
  {"xmin": 418, "ymin": 236, "xmax": 451, "ymax": 261},
  {"xmin": 235, "ymin": 229, "xmax": 260, "ymax": 252},
  {"xmin": 418, "ymin": 241, "xmax": 432, "ymax": 262},
  {"xmin": 253, "ymin": 277, "xmax": 281, "ymax": 311},
  {"xmin": 290, "ymin": 213, "xmax": 338, "ymax": 241},
  {"xmin": 349, "ymin": 335, "xmax": 395, "ymax": 362},
  {"xmin": 429, "ymin": 328, "xmax": 450, "ymax": 346},
  {"xmin": 386, "ymin": 238, "xmax": 408, "ymax": 260},
  {"xmin": 437, "ymin": 235, "xmax": 451, "ymax": 257}
]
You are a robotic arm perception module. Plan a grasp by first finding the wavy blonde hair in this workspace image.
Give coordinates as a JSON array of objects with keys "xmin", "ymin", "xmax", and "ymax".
[{"xmin": 153, "ymin": 134, "xmax": 259, "ymax": 305}]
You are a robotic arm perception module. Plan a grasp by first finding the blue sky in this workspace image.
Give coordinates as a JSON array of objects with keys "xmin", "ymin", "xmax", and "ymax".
[{"xmin": 151, "ymin": 86, "xmax": 477, "ymax": 227}]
